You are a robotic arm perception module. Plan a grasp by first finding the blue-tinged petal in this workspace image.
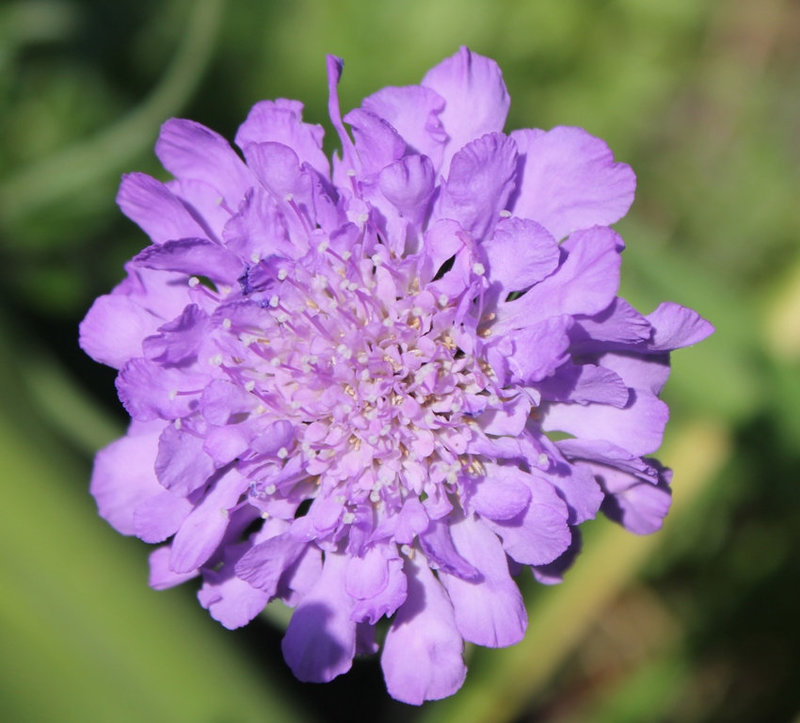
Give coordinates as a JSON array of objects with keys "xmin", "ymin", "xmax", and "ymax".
[
  {"xmin": 439, "ymin": 515, "xmax": 527, "ymax": 647},
  {"xmin": 418, "ymin": 518, "xmax": 480, "ymax": 580},
  {"xmin": 169, "ymin": 470, "xmax": 249, "ymax": 573},
  {"xmin": 116, "ymin": 358, "xmax": 208, "ymax": 421},
  {"xmin": 477, "ymin": 393, "xmax": 532, "ymax": 436},
  {"xmin": 378, "ymin": 154, "xmax": 436, "ymax": 228},
  {"xmin": 133, "ymin": 238, "xmax": 243, "ymax": 285},
  {"xmin": 79, "ymin": 292, "xmax": 159, "ymax": 369},
  {"xmin": 419, "ymin": 218, "xmax": 467, "ymax": 284},
  {"xmin": 362, "ymin": 85, "xmax": 447, "ymax": 169},
  {"xmin": 148, "ymin": 546, "xmax": 198, "ymax": 590},
  {"xmin": 222, "ymin": 187, "xmax": 296, "ymax": 260},
  {"xmin": 646, "ymin": 302, "xmax": 715, "ymax": 350},
  {"xmin": 382, "ymin": 557, "xmax": 466, "ymax": 704},
  {"xmin": 347, "ymin": 545, "xmax": 407, "ymax": 624},
  {"xmin": 241, "ymin": 141, "xmax": 304, "ymax": 199},
  {"xmin": 549, "ymin": 463, "xmax": 604, "ymax": 526},
  {"xmin": 495, "ymin": 226, "xmax": 623, "ymax": 333},
  {"xmin": 199, "ymin": 378, "xmax": 254, "ymax": 424},
  {"xmin": 167, "ymin": 178, "xmax": 231, "ymax": 239},
  {"xmin": 542, "ymin": 388, "xmax": 669, "ymax": 457},
  {"xmin": 597, "ymin": 351, "xmax": 671, "ymax": 395},
  {"xmin": 422, "ymin": 46, "xmax": 510, "ymax": 174},
  {"xmin": 436, "ymin": 132, "xmax": 518, "ymax": 241},
  {"xmin": 509, "ymin": 126, "xmax": 635, "ymax": 240},
  {"xmin": 117, "ymin": 172, "xmax": 208, "ymax": 245},
  {"xmin": 537, "ymin": 362, "xmax": 630, "ymax": 407},
  {"xmin": 343, "ymin": 107, "xmax": 406, "ymax": 176},
  {"xmin": 481, "ymin": 217, "xmax": 560, "ymax": 293},
  {"xmin": 390, "ymin": 498, "xmax": 430, "ymax": 544},
  {"xmin": 142, "ymin": 303, "xmax": 208, "ymax": 366},
  {"xmin": 235, "ymin": 531, "xmax": 308, "ymax": 595},
  {"xmin": 154, "ymin": 421, "xmax": 216, "ymax": 495},
  {"xmin": 597, "ymin": 464, "xmax": 672, "ymax": 534},
  {"xmin": 326, "ymin": 54, "xmax": 357, "ymax": 171},
  {"xmin": 156, "ymin": 118, "xmax": 254, "ymax": 207},
  {"xmin": 503, "ymin": 314, "xmax": 573, "ymax": 383},
  {"xmin": 282, "ymin": 551, "xmax": 357, "ymax": 683},
  {"xmin": 555, "ymin": 438, "xmax": 661, "ymax": 482},
  {"xmin": 531, "ymin": 530, "xmax": 582, "ymax": 585},
  {"xmin": 345, "ymin": 544, "xmax": 390, "ymax": 599},
  {"xmin": 198, "ymin": 547, "xmax": 271, "ymax": 629},
  {"xmin": 569, "ymin": 297, "xmax": 652, "ymax": 350},
  {"xmin": 468, "ymin": 461, "xmax": 531, "ymax": 521},
  {"xmin": 235, "ymin": 98, "xmax": 329, "ymax": 177},
  {"xmin": 90, "ymin": 420, "xmax": 166, "ymax": 535},
  {"xmin": 133, "ymin": 489, "xmax": 192, "ymax": 543},
  {"xmin": 484, "ymin": 476, "xmax": 571, "ymax": 566}
]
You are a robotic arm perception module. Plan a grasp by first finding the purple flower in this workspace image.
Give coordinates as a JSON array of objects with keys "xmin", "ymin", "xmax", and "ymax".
[{"xmin": 80, "ymin": 47, "xmax": 712, "ymax": 704}]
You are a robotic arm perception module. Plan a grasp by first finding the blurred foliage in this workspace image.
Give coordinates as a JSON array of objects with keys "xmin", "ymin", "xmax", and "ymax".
[{"xmin": 0, "ymin": 0, "xmax": 798, "ymax": 721}]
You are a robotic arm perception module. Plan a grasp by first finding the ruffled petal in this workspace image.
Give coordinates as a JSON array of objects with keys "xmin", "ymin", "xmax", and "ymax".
[
  {"xmin": 235, "ymin": 98, "xmax": 329, "ymax": 177},
  {"xmin": 439, "ymin": 515, "xmax": 527, "ymax": 647},
  {"xmin": 343, "ymin": 107, "xmax": 407, "ymax": 177},
  {"xmin": 542, "ymin": 388, "xmax": 669, "ymax": 457},
  {"xmin": 484, "ymin": 476, "xmax": 572, "ymax": 565},
  {"xmin": 116, "ymin": 358, "xmax": 208, "ymax": 421},
  {"xmin": 222, "ymin": 187, "xmax": 295, "ymax": 260},
  {"xmin": 154, "ymin": 421, "xmax": 216, "ymax": 495},
  {"xmin": 79, "ymin": 292, "xmax": 158, "ymax": 369},
  {"xmin": 381, "ymin": 557, "xmax": 466, "ymax": 704},
  {"xmin": 148, "ymin": 546, "xmax": 198, "ymax": 590},
  {"xmin": 570, "ymin": 297, "xmax": 652, "ymax": 349},
  {"xmin": 481, "ymin": 217, "xmax": 560, "ymax": 293},
  {"xmin": 117, "ymin": 172, "xmax": 208, "ymax": 245},
  {"xmin": 362, "ymin": 85, "xmax": 447, "ymax": 168},
  {"xmin": 495, "ymin": 226, "xmax": 623, "ymax": 332},
  {"xmin": 378, "ymin": 154, "xmax": 436, "ymax": 229},
  {"xmin": 169, "ymin": 470, "xmax": 249, "ymax": 573},
  {"xmin": 133, "ymin": 238, "xmax": 243, "ymax": 286},
  {"xmin": 646, "ymin": 302, "xmax": 715, "ymax": 351},
  {"xmin": 418, "ymin": 518, "xmax": 479, "ymax": 580},
  {"xmin": 90, "ymin": 420, "xmax": 165, "ymax": 535},
  {"xmin": 597, "ymin": 464, "xmax": 672, "ymax": 534},
  {"xmin": 422, "ymin": 46, "xmax": 510, "ymax": 174},
  {"xmin": 142, "ymin": 303, "xmax": 208, "ymax": 366},
  {"xmin": 347, "ymin": 545, "xmax": 408, "ymax": 624},
  {"xmin": 235, "ymin": 531, "xmax": 308, "ymax": 595},
  {"xmin": 198, "ymin": 553, "xmax": 271, "ymax": 629},
  {"xmin": 155, "ymin": 118, "xmax": 254, "ymax": 206},
  {"xmin": 510, "ymin": 126, "xmax": 635, "ymax": 240},
  {"xmin": 281, "ymin": 552, "xmax": 356, "ymax": 683},
  {"xmin": 469, "ymin": 461, "xmax": 532, "ymax": 521},
  {"xmin": 597, "ymin": 351, "xmax": 671, "ymax": 395},
  {"xmin": 537, "ymin": 362, "xmax": 630, "ymax": 407},
  {"xmin": 503, "ymin": 315, "xmax": 573, "ymax": 383},
  {"xmin": 133, "ymin": 489, "xmax": 192, "ymax": 543},
  {"xmin": 240, "ymin": 141, "xmax": 304, "ymax": 199},
  {"xmin": 436, "ymin": 132, "xmax": 518, "ymax": 240}
]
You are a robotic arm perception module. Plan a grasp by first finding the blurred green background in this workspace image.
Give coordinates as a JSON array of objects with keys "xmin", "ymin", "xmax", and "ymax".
[{"xmin": 1, "ymin": 0, "xmax": 798, "ymax": 721}]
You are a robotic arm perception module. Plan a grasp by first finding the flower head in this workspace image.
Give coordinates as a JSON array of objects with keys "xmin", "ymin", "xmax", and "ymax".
[{"xmin": 80, "ymin": 47, "xmax": 712, "ymax": 704}]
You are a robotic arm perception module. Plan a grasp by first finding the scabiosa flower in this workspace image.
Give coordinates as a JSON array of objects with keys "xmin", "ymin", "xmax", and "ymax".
[{"xmin": 80, "ymin": 47, "xmax": 712, "ymax": 704}]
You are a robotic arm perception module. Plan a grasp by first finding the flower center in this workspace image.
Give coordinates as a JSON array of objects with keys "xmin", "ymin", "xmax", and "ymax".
[{"xmin": 224, "ymin": 242, "xmax": 491, "ymax": 516}]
